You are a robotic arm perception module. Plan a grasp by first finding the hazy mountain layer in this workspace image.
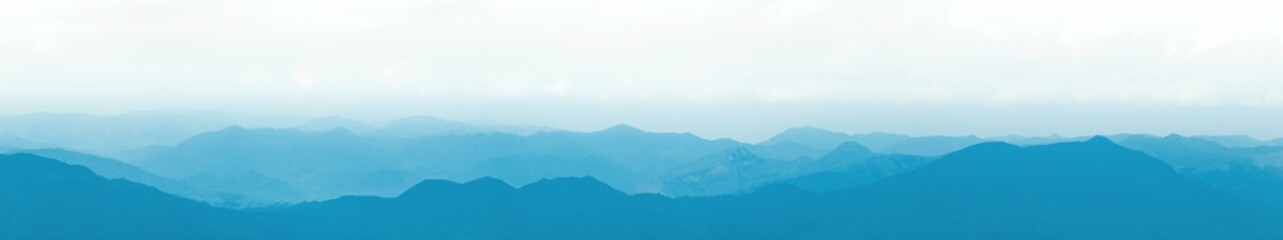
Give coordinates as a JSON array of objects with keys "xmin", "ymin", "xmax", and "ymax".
[{"xmin": 6, "ymin": 138, "xmax": 1281, "ymax": 239}]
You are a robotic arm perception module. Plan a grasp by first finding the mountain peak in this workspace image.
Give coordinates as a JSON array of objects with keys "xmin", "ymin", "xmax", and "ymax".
[
  {"xmin": 520, "ymin": 176, "xmax": 624, "ymax": 199},
  {"xmin": 398, "ymin": 179, "xmax": 464, "ymax": 199},
  {"xmin": 766, "ymin": 127, "xmax": 848, "ymax": 140},
  {"xmin": 598, "ymin": 124, "xmax": 644, "ymax": 134},
  {"xmin": 399, "ymin": 178, "xmax": 517, "ymax": 200},
  {"xmin": 761, "ymin": 127, "xmax": 855, "ymax": 150},
  {"xmin": 781, "ymin": 126, "xmax": 842, "ymax": 134},
  {"xmin": 944, "ymin": 141, "xmax": 1021, "ymax": 159},
  {"xmin": 1086, "ymin": 135, "xmax": 1116, "ymax": 145},
  {"xmin": 464, "ymin": 176, "xmax": 513, "ymax": 189},
  {"xmin": 833, "ymin": 141, "xmax": 874, "ymax": 153},
  {"xmin": 819, "ymin": 141, "xmax": 876, "ymax": 161}
]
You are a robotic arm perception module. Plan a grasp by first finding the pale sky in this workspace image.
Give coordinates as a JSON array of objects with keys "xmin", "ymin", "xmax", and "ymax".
[{"xmin": 2, "ymin": 0, "xmax": 1282, "ymax": 142}]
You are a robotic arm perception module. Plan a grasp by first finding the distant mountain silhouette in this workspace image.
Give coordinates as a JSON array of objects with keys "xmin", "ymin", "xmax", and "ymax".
[
  {"xmin": 781, "ymin": 142, "xmax": 933, "ymax": 192},
  {"xmin": 985, "ymin": 134, "xmax": 1088, "ymax": 146},
  {"xmin": 5, "ymin": 138, "xmax": 1283, "ymax": 239},
  {"xmin": 881, "ymin": 135, "xmax": 984, "ymax": 156},
  {"xmin": 0, "ymin": 111, "xmax": 235, "ymax": 156},
  {"xmin": 0, "ymin": 135, "xmax": 50, "ymax": 151},
  {"xmin": 268, "ymin": 138, "xmax": 1278, "ymax": 238},
  {"xmin": 760, "ymin": 127, "xmax": 1110, "ymax": 155},
  {"xmin": 458, "ymin": 154, "xmax": 635, "ymax": 188},
  {"xmin": 1270, "ymin": 138, "xmax": 1283, "ymax": 147},
  {"xmin": 804, "ymin": 141, "xmax": 879, "ymax": 169},
  {"xmin": 820, "ymin": 137, "xmax": 1277, "ymax": 238},
  {"xmin": 760, "ymin": 127, "xmax": 860, "ymax": 150},
  {"xmin": 659, "ymin": 142, "xmax": 924, "ymax": 196},
  {"xmin": 7, "ymin": 149, "xmax": 187, "ymax": 195},
  {"xmin": 365, "ymin": 115, "xmax": 555, "ymax": 138},
  {"xmin": 137, "ymin": 124, "xmax": 749, "ymax": 201},
  {"xmin": 849, "ymin": 132, "xmax": 913, "ymax": 152},
  {"xmin": 1118, "ymin": 134, "xmax": 1283, "ymax": 210},
  {"xmin": 759, "ymin": 127, "xmax": 912, "ymax": 153},
  {"xmin": 745, "ymin": 140, "xmax": 827, "ymax": 160},
  {"xmin": 138, "ymin": 126, "xmax": 406, "ymax": 203},
  {"xmin": 658, "ymin": 148, "xmax": 793, "ymax": 196},
  {"xmin": 385, "ymin": 124, "xmax": 747, "ymax": 192},
  {"xmin": 5, "ymin": 148, "xmax": 306, "ymax": 208}
]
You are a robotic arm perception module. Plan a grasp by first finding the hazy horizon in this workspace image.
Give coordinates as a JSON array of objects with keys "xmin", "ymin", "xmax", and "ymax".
[
  {"xmin": 3, "ymin": 108, "xmax": 1282, "ymax": 144},
  {"xmin": 4, "ymin": 0, "xmax": 1282, "ymax": 142}
]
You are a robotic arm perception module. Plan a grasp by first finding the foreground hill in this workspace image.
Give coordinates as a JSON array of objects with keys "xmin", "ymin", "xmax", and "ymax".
[{"xmin": 0, "ymin": 154, "xmax": 253, "ymax": 239}]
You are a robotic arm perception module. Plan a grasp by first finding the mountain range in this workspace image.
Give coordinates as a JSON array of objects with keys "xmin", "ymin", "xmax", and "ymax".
[{"xmin": 5, "ymin": 137, "xmax": 1281, "ymax": 239}]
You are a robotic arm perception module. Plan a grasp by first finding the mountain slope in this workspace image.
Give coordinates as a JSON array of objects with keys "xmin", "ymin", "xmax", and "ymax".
[
  {"xmin": 881, "ymin": 135, "xmax": 984, "ymax": 156},
  {"xmin": 139, "ymin": 127, "xmax": 403, "ymax": 203},
  {"xmin": 0, "ymin": 154, "xmax": 252, "ymax": 239},
  {"xmin": 1118, "ymin": 135, "xmax": 1283, "ymax": 210},
  {"xmin": 759, "ymin": 127, "xmax": 859, "ymax": 150},
  {"xmin": 5, "ymin": 137, "xmax": 1283, "ymax": 239},
  {"xmin": 0, "ymin": 111, "xmax": 234, "ymax": 155},
  {"xmin": 825, "ymin": 137, "xmax": 1275, "ymax": 239}
]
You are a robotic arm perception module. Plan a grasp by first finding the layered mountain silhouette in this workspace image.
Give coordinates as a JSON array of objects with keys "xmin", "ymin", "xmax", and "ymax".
[
  {"xmin": 6, "ymin": 149, "xmax": 189, "ymax": 196},
  {"xmin": 760, "ymin": 127, "xmax": 911, "ymax": 152},
  {"xmin": 8, "ymin": 137, "xmax": 1280, "ymax": 239},
  {"xmin": 1194, "ymin": 135, "xmax": 1283, "ymax": 148},
  {"xmin": 133, "ymin": 124, "xmax": 748, "ymax": 203},
  {"xmin": 1117, "ymin": 134, "xmax": 1283, "ymax": 210},
  {"xmin": 362, "ymin": 115, "xmax": 556, "ymax": 138},
  {"xmin": 138, "ymin": 127, "xmax": 408, "ymax": 204},
  {"xmin": 0, "ymin": 111, "xmax": 235, "ymax": 156},
  {"xmin": 880, "ymin": 135, "xmax": 985, "ymax": 156},
  {"xmin": 658, "ymin": 142, "xmax": 931, "ymax": 196},
  {"xmin": 11, "ymin": 118, "xmax": 1283, "ymax": 239},
  {"xmin": 815, "ymin": 137, "xmax": 1278, "ymax": 239},
  {"xmin": 781, "ymin": 144, "xmax": 934, "ymax": 192}
]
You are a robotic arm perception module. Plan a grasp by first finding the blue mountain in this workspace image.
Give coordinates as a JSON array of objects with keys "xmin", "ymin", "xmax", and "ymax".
[
  {"xmin": 138, "ymin": 126, "xmax": 408, "ymax": 203},
  {"xmin": 759, "ymin": 127, "xmax": 911, "ymax": 152},
  {"xmin": 1118, "ymin": 134, "xmax": 1283, "ymax": 210},
  {"xmin": 137, "ymin": 124, "xmax": 749, "ymax": 203},
  {"xmin": 656, "ymin": 142, "xmax": 899, "ymax": 196},
  {"xmin": 880, "ymin": 135, "xmax": 985, "ymax": 156},
  {"xmin": 6, "ymin": 149, "xmax": 189, "ymax": 196},
  {"xmin": 759, "ymin": 127, "xmax": 860, "ymax": 150},
  {"xmin": 822, "ymin": 137, "xmax": 1275, "ymax": 238},
  {"xmin": 0, "ymin": 154, "xmax": 252, "ymax": 239},
  {"xmin": 365, "ymin": 115, "xmax": 556, "ymax": 138},
  {"xmin": 0, "ymin": 111, "xmax": 235, "ymax": 156},
  {"xmin": 4, "ymin": 137, "xmax": 1282, "ymax": 239},
  {"xmin": 780, "ymin": 142, "xmax": 934, "ymax": 192}
]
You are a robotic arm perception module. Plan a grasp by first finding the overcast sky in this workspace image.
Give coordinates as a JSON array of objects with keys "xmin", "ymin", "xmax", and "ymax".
[{"xmin": 2, "ymin": 0, "xmax": 1282, "ymax": 141}]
